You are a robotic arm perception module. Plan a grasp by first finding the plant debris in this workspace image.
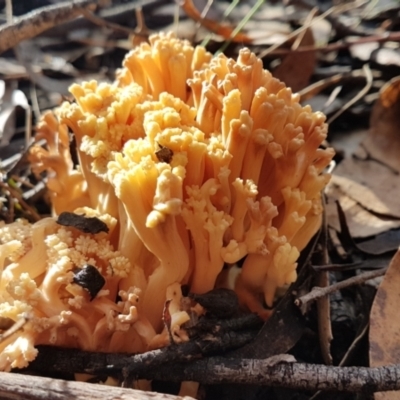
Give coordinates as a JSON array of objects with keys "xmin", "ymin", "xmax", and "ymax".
[
  {"xmin": 72, "ymin": 264, "xmax": 106, "ymax": 300},
  {"xmin": 1, "ymin": 0, "xmax": 400, "ymax": 399},
  {"xmin": 56, "ymin": 211, "xmax": 109, "ymax": 234}
]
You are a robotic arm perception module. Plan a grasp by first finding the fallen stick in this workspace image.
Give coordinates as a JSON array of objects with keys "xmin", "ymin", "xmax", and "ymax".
[
  {"xmin": 14, "ymin": 358, "xmax": 400, "ymax": 395},
  {"xmin": 0, "ymin": 0, "xmax": 97, "ymax": 54},
  {"xmin": 295, "ymin": 267, "xmax": 387, "ymax": 308},
  {"xmin": 144, "ymin": 358, "xmax": 400, "ymax": 393},
  {"xmin": 0, "ymin": 371, "xmax": 193, "ymax": 400}
]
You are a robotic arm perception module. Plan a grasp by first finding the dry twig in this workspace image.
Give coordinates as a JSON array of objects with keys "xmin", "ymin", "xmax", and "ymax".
[
  {"xmin": 257, "ymin": 0, "xmax": 368, "ymax": 58},
  {"xmin": 315, "ymin": 197, "xmax": 333, "ymax": 365},
  {"xmin": 80, "ymin": 8, "xmax": 139, "ymax": 36},
  {"xmin": 295, "ymin": 267, "xmax": 387, "ymax": 308},
  {"xmin": 262, "ymin": 32, "xmax": 400, "ymax": 56},
  {"xmin": 0, "ymin": 0, "xmax": 97, "ymax": 54}
]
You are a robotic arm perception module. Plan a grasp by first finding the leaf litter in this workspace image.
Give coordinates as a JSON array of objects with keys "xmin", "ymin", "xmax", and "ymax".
[{"xmin": 1, "ymin": 0, "xmax": 400, "ymax": 399}]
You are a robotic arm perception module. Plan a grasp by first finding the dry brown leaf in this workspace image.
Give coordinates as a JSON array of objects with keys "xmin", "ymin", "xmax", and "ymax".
[
  {"xmin": 325, "ymin": 185, "xmax": 400, "ymax": 238},
  {"xmin": 369, "ymin": 248, "xmax": 400, "ymax": 399},
  {"xmin": 272, "ymin": 28, "xmax": 316, "ymax": 92},
  {"xmin": 331, "ymin": 157, "xmax": 400, "ymax": 218},
  {"xmin": 362, "ymin": 76, "xmax": 400, "ymax": 173}
]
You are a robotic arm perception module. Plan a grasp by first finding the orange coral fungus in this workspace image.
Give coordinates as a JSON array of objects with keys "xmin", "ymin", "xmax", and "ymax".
[{"xmin": 0, "ymin": 32, "xmax": 335, "ymax": 371}]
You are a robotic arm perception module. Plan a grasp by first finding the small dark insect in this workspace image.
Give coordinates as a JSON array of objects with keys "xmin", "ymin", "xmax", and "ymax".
[
  {"xmin": 56, "ymin": 212, "xmax": 109, "ymax": 234},
  {"xmin": 72, "ymin": 264, "xmax": 106, "ymax": 300},
  {"xmin": 155, "ymin": 143, "xmax": 173, "ymax": 164}
]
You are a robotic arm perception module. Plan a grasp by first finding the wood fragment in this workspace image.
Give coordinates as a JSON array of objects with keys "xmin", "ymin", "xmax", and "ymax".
[
  {"xmin": 314, "ymin": 197, "xmax": 332, "ymax": 365},
  {"xmin": 0, "ymin": 0, "xmax": 97, "ymax": 55},
  {"xmin": 317, "ymin": 270, "xmax": 333, "ymax": 365},
  {"xmin": 0, "ymin": 371, "xmax": 193, "ymax": 400}
]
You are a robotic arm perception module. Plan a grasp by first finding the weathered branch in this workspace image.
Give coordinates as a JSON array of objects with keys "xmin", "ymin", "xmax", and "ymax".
[
  {"xmin": 16, "ymin": 358, "xmax": 400, "ymax": 395},
  {"xmin": 144, "ymin": 358, "xmax": 400, "ymax": 393},
  {"xmin": 0, "ymin": 0, "xmax": 97, "ymax": 54},
  {"xmin": 0, "ymin": 372, "xmax": 193, "ymax": 400},
  {"xmin": 29, "ymin": 321, "xmax": 261, "ymax": 375}
]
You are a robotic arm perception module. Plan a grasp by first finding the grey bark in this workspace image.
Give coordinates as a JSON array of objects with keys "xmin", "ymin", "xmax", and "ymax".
[
  {"xmin": 144, "ymin": 358, "xmax": 400, "ymax": 393},
  {"xmin": 0, "ymin": 371, "xmax": 194, "ymax": 400}
]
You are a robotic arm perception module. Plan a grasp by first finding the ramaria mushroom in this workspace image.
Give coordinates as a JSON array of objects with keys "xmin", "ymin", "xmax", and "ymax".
[
  {"xmin": 50, "ymin": 33, "xmax": 334, "ymax": 321},
  {"xmin": 0, "ymin": 32, "xmax": 334, "ymax": 371}
]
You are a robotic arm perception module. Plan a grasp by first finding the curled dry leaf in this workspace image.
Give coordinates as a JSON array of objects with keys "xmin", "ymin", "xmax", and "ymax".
[
  {"xmin": 369, "ymin": 248, "xmax": 400, "ymax": 399},
  {"xmin": 325, "ymin": 185, "xmax": 400, "ymax": 238},
  {"xmin": 356, "ymin": 229, "xmax": 400, "ymax": 255},
  {"xmin": 330, "ymin": 157, "xmax": 400, "ymax": 218},
  {"xmin": 362, "ymin": 76, "xmax": 400, "ymax": 173},
  {"xmin": 326, "ymin": 75, "xmax": 400, "ymax": 238},
  {"xmin": 273, "ymin": 28, "xmax": 316, "ymax": 92}
]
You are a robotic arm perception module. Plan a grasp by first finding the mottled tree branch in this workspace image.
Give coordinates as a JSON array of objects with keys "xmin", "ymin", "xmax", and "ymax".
[
  {"xmin": 19, "ymin": 356, "xmax": 400, "ymax": 396},
  {"xmin": 0, "ymin": 0, "xmax": 97, "ymax": 54},
  {"xmin": 145, "ymin": 358, "xmax": 400, "ymax": 393}
]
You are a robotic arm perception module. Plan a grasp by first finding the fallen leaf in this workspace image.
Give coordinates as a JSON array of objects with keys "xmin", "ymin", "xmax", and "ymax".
[
  {"xmin": 331, "ymin": 157, "xmax": 400, "ymax": 218},
  {"xmin": 326, "ymin": 185, "xmax": 400, "ymax": 238},
  {"xmin": 369, "ymin": 248, "xmax": 400, "ymax": 399},
  {"xmin": 273, "ymin": 28, "xmax": 316, "ymax": 92},
  {"xmin": 357, "ymin": 229, "xmax": 400, "ymax": 255},
  {"xmin": 362, "ymin": 76, "xmax": 400, "ymax": 173}
]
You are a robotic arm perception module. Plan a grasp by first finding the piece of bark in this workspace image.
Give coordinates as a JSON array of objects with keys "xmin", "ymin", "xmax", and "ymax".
[{"xmin": 0, "ymin": 371, "xmax": 194, "ymax": 400}]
